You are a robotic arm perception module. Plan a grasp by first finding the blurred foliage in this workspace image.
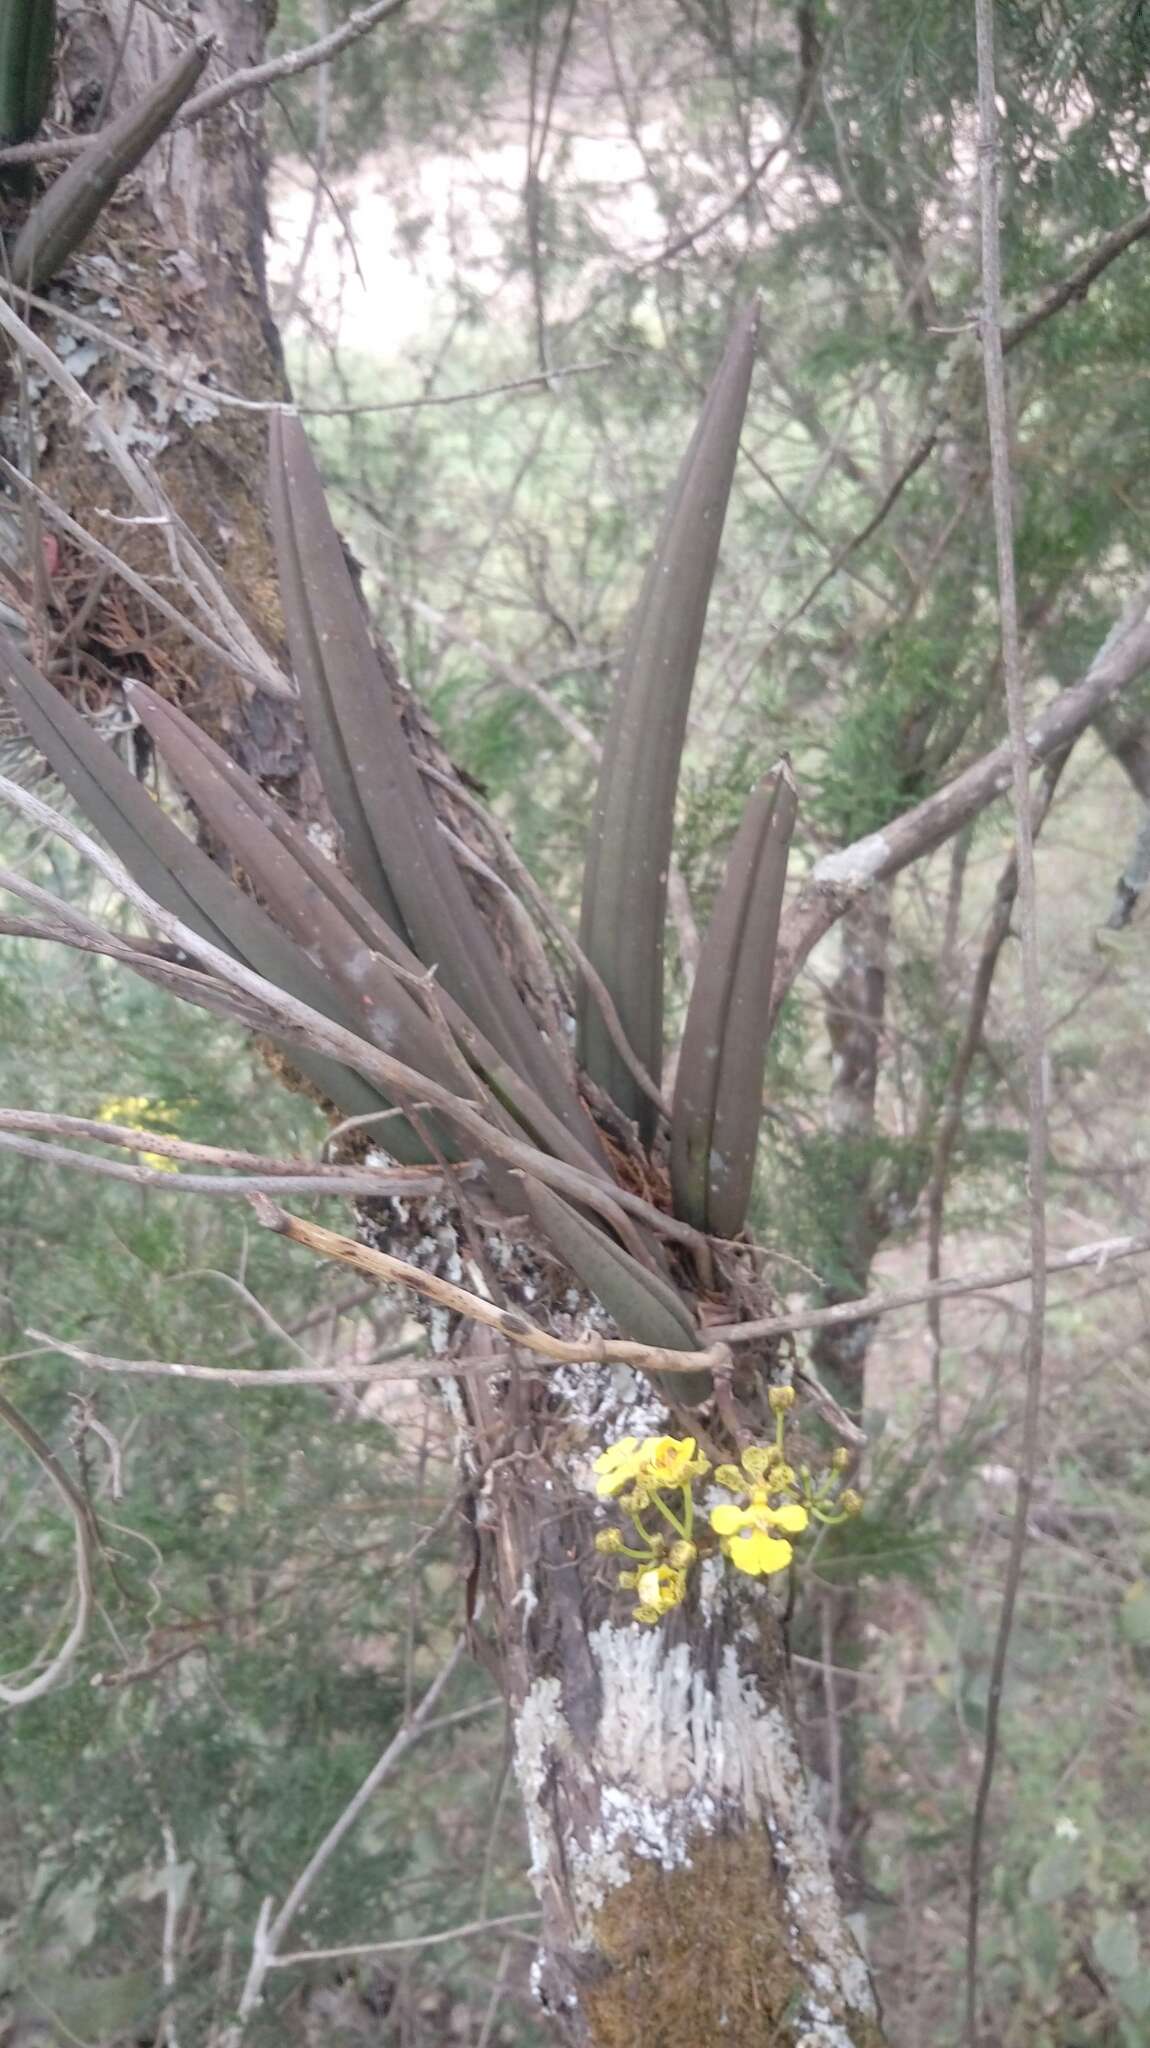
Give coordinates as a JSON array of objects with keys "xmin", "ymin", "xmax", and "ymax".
[{"xmin": 0, "ymin": 822, "xmax": 530, "ymax": 2045}]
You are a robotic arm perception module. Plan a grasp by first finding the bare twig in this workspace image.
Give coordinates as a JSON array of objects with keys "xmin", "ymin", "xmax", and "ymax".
[
  {"xmin": 710, "ymin": 1233, "xmax": 1150, "ymax": 1346},
  {"xmin": 0, "ymin": 0, "xmax": 415, "ymax": 167},
  {"xmin": 223, "ymin": 1637, "xmax": 466, "ymax": 2040},
  {"xmin": 768, "ymin": 188, "xmax": 1150, "ymax": 643},
  {"xmin": 0, "ymin": 1127, "xmax": 449, "ymax": 1201},
  {"xmin": 271, "ymin": 1909, "xmax": 540, "ymax": 1969},
  {"xmin": 771, "ymin": 573, "xmax": 1150, "ymax": 1018},
  {"xmin": 965, "ymin": 12, "xmax": 1049, "ymax": 2040},
  {"xmin": 0, "ymin": 1390, "xmax": 97, "ymax": 1705},
  {"xmin": 249, "ymin": 1194, "xmax": 730, "ymax": 1379},
  {"xmin": 158, "ymin": 1818, "xmax": 186, "ymax": 2048},
  {"xmin": 0, "ymin": 1108, "xmax": 446, "ymax": 1183},
  {"xmin": 925, "ymin": 750, "xmax": 1068, "ymax": 1433},
  {"xmin": 0, "ymin": 281, "xmax": 615, "ymax": 419}
]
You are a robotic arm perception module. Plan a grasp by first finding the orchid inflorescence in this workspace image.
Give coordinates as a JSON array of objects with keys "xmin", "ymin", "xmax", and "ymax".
[{"xmin": 592, "ymin": 1386, "xmax": 862, "ymax": 1624}]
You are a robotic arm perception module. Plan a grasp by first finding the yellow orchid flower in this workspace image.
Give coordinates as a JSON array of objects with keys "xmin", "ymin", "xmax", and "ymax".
[
  {"xmin": 593, "ymin": 1436, "xmax": 645, "ymax": 1497},
  {"xmin": 725, "ymin": 1527, "xmax": 795, "ymax": 1577},
  {"xmin": 638, "ymin": 1435, "xmax": 703, "ymax": 1488},
  {"xmin": 635, "ymin": 1563, "xmax": 687, "ymax": 1614}
]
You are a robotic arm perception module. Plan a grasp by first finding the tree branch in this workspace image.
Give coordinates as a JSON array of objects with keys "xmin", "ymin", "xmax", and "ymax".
[
  {"xmin": 771, "ymin": 572, "xmax": 1150, "ymax": 1018},
  {"xmin": 248, "ymin": 1194, "xmax": 730, "ymax": 1379},
  {"xmin": 965, "ymin": 14, "xmax": 1049, "ymax": 2038},
  {"xmin": 0, "ymin": 0, "xmax": 415, "ymax": 167}
]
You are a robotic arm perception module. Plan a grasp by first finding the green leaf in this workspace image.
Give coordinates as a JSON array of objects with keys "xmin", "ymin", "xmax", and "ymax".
[
  {"xmin": 577, "ymin": 300, "xmax": 760, "ymax": 1139},
  {"xmin": 0, "ymin": 0, "xmax": 55, "ymax": 148},
  {"xmin": 1119, "ymin": 1971, "xmax": 1150, "ymax": 2021},
  {"xmin": 10, "ymin": 36, "xmax": 210, "ymax": 289},
  {"xmin": 1027, "ymin": 1842, "xmax": 1084, "ymax": 1906},
  {"xmin": 126, "ymin": 679, "xmax": 611, "ymax": 1185},
  {"xmin": 126, "ymin": 681, "xmax": 473, "ymax": 1156},
  {"xmin": 1095, "ymin": 1912, "xmax": 1141, "ymax": 1982},
  {"xmin": 670, "ymin": 760, "xmax": 796, "ymax": 1235},
  {"xmin": 0, "ymin": 634, "xmax": 417, "ymax": 1142},
  {"xmin": 1119, "ymin": 1581, "xmax": 1150, "ymax": 1645},
  {"xmin": 268, "ymin": 412, "xmax": 603, "ymax": 1163},
  {"xmin": 523, "ymin": 1179, "xmax": 712, "ymax": 1404}
]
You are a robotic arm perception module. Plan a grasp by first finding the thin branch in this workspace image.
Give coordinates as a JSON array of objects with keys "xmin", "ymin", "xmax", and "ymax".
[
  {"xmin": 306, "ymin": 353, "xmax": 619, "ymax": 416},
  {"xmin": 0, "ymin": 282, "xmax": 615, "ymax": 419},
  {"xmin": 0, "ymin": 1108, "xmax": 445, "ymax": 1181},
  {"xmin": 158, "ymin": 1818, "xmax": 185, "ymax": 2048},
  {"xmin": 249, "ymin": 1194, "xmax": 730, "ymax": 1379},
  {"xmin": 709, "ymin": 1232, "xmax": 1150, "ymax": 1345},
  {"xmin": 0, "ymin": 1390, "xmax": 96, "ymax": 1705},
  {"xmin": 925, "ymin": 749, "xmax": 1068, "ymax": 1433},
  {"xmin": 224, "ymin": 1638, "xmax": 466, "ymax": 2039},
  {"xmin": 771, "ymin": 572, "xmax": 1150, "ymax": 1017},
  {"xmin": 0, "ymin": 1127, "xmax": 450, "ymax": 1201},
  {"xmin": 30, "ymin": 1227, "xmax": 1150, "ymax": 1415},
  {"xmin": 767, "ymin": 188, "xmax": 1150, "ymax": 642},
  {"xmin": 0, "ymin": 0, "xmax": 416, "ymax": 167},
  {"xmin": 965, "ymin": 13, "xmax": 1049, "ymax": 2041},
  {"xmin": 270, "ymin": 1909, "xmax": 540, "ymax": 1969}
]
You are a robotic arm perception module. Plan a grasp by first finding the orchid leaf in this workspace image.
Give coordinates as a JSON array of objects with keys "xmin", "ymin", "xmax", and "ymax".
[
  {"xmin": 10, "ymin": 37, "xmax": 210, "ymax": 289},
  {"xmin": 268, "ymin": 412, "xmax": 603, "ymax": 1162},
  {"xmin": 0, "ymin": 0, "xmax": 55, "ymax": 148},
  {"xmin": 577, "ymin": 300, "xmax": 760, "ymax": 1140},
  {"xmin": 125, "ymin": 683, "xmax": 475, "ymax": 1145},
  {"xmin": 670, "ymin": 761, "xmax": 797, "ymax": 1237},
  {"xmin": 126, "ymin": 680, "xmax": 612, "ymax": 1186},
  {"xmin": 524, "ymin": 1180, "xmax": 712, "ymax": 1405},
  {"xmin": 0, "ymin": 635, "xmax": 426, "ymax": 1146}
]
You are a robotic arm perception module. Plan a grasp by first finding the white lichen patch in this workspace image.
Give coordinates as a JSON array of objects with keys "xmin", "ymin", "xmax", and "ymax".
[
  {"xmin": 548, "ymin": 1360, "xmax": 670, "ymax": 1464},
  {"xmin": 812, "ymin": 832, "xmax": 890, "ymax": 891},
  {"xmin": 513, "ymin": 1630, "xmax": 876, "ymax": 2030}
]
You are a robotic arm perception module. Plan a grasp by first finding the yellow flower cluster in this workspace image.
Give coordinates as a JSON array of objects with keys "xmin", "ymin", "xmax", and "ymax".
[
  {"xmin": 592, "ymin": 1386, "xmax": 863, "ymax": 1624},
  {"xmin": 97, "ymin": 1094, "xmax": 181, "ymax": 1173},
  {"xmin": 592, "ymin": 1435, "xmax": 709, "ymax": 1623}
]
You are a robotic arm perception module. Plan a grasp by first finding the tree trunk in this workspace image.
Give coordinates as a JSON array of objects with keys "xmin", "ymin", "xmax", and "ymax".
[
  {"xmin": 2, "ymin": 5, "xmax": 884, "ymax": 2041},
  {"xmin": 478, "ymin": 1357, "xmax": 881, "ymax": 2046}
]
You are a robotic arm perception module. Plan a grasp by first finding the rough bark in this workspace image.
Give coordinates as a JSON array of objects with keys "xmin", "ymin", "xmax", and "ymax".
[
  {"xmin": 0, "ymin": 0, "xmax": 307, "ymax": 794},
  {"xmin": 2, "ymin": 7, "xmax": 884, "ymax": 2042}
]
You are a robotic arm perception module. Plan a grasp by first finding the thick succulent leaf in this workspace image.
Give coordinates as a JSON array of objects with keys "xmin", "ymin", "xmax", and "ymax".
[
  {"xmin": 126, "ymin": 680, "xmax": 611, "ymax": 1186},
  {"xmin": 125, "ymin": 683, "xmax": 476, "ymax": 1109},
  {"xmin": 9, "ymin": 38, "xmax": 210, "ymax": 289},
  {"xmin": 0, "ymin": 635, "xmax": 425, "ymax": 1145},
  {"xmin": 0, "ymin": 0, "xmax": 55, "ymax": 148},
  {"xmin": 577, "ymin": 300, "xmax": 760, "ymax": 1141},
  {"xmin": 268, "ymin": 412, "xmax": 604, "ymax": 1163},
  {"xmin": 524, "ymin": 1179, "xmax": 712, "ymax": 1405},
  {"xmin": 670, "ymin": 761, "xmax": 797, "ymax": 1237}
]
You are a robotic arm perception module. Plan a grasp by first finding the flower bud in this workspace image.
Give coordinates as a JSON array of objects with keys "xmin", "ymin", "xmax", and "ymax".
[
  {"xmin": 595, "ymin": 1528, "xmax": 624, "ymax": 1555},
  {"xmin": 668, "ymin": 1540, "xmax": 697, "ymax": 1569},
  {"xmin": 768, "ymin": 1384, "xmax": 795, "ymax": 1414},
  {"xmin": 840, "ymin": 1489, "xmax": 863, "ymax": 1517},
  {"xmin": 831, "ymin": 1447, "xmax": 852, "ymax": 1473}
]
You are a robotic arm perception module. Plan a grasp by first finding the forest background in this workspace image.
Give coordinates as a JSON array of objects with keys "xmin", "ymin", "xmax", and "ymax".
[{"xmin": 3, "ymin": 1, "xmax": 1150, "ymax": 2043}]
